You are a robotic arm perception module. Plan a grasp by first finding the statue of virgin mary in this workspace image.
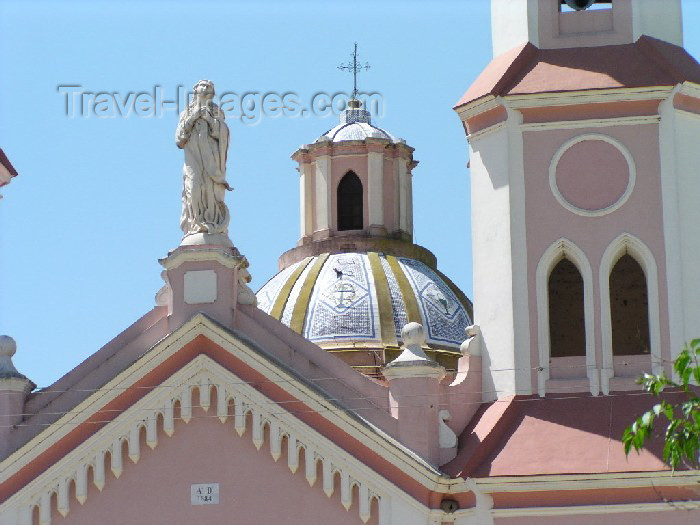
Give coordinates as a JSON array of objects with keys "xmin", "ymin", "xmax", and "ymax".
[{"xmin": 176, "ymin": 80, "xmax": 231, "ymax": 244}]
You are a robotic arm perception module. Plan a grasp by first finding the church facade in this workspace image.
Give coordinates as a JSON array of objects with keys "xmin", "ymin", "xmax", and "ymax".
[{"xmin": 1, "ymin": 1, "xmax": 700, "ymax": 524}]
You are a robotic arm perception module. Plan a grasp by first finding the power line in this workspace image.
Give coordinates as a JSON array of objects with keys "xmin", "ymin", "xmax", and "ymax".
[
  {"xmin": 0, "ymin": 389, "xmax": 666, "ymax": 430},
  {"xmin": 1, "ymin": 356, "xmax": 666, "ymax": 397}
]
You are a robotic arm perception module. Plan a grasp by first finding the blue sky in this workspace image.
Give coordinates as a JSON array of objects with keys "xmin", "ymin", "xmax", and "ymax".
[{"xmin": 2, "ymin": 0, "xmax": 699, "ymax": 388}]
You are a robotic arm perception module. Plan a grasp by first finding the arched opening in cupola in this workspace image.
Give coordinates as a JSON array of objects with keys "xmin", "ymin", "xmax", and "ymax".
[
  {"xmin": 337, "ymin": 171, "xmax": 363, "ymax": 231},
  {"xmin": 610, "ymin": 254, "xmax": 650, "ymax": 356},
  {"xmin": 548, "ymin": 257, "xmax": 586, "ymax": 359}
]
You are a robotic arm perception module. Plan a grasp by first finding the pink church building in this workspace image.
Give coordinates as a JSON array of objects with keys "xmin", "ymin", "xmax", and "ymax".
[{"xmin": 1, "ymin": 1, "xmax": 700, "ymax": 523}]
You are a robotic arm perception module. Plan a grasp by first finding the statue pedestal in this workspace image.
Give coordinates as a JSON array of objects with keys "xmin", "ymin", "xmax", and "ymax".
[
  {"xmin": 157, "ymin": 245, "xmax": 256, "ymax": 330},
  {"xmin": 181, "ymin": 232, "xmax": 234, "ymax": 248}
]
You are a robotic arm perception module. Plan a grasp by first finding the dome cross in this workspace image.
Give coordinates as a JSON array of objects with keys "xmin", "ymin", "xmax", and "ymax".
[{"xmin": 337, "ymin": 42, "xmax": 371, "ymax": 100}]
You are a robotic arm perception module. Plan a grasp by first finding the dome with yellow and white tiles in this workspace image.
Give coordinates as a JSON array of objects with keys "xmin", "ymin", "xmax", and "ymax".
[{"xmin": 257, "ymin": 251, "xmax": 472, "ymax": 372}]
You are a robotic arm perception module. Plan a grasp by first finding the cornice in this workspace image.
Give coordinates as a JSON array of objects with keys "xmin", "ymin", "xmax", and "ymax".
[
  {"xmin": 504, "ymin": 86, "xmax": 673, "ymax": 109},
  {"xmin": 159, "ymin": 247, "xmax": 248, "ymax": 271},
  {"xmin": 470, "ymin": 471, "xmax": 700, "ymax": 493}
]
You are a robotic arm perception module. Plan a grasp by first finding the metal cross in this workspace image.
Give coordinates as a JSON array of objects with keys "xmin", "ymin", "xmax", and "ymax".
[{"xmin": 337, "ymin": 42, "xmax": 370, "ymax": 99}]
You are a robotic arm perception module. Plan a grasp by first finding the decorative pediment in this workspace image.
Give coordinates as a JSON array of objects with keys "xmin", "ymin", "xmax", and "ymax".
[{"xmin": 2, "ymin": 354, "xmax": 388, "ymax": 524}]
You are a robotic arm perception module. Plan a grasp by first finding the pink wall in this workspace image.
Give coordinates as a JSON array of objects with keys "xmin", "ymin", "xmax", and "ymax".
[
  {"xmin": 523, "ymin": 124, "xmax": 670, "ymax": 387},
  {"xmin": 555, "ymin": 140, "xmax": 630, "ymax": 211},
  {"xmin": 53, "ymin": 402, "xmax": 377, "ymax": 525}
]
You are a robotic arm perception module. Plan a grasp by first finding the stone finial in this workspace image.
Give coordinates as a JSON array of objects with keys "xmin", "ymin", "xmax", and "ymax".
[
  {"xmin": 0, "ymin": 335, "xmax": 34, "ymax": 392},
  {"xmin": 384, "ymin": 323, "xmax": 444, "ymax": 378},
  {"xmin": 394, "ymin": 322, "xmax": 431, "ymax": 363},
  {"xmin": 0, "ymin": 335, "xmax": 24, "ymax": 379}
]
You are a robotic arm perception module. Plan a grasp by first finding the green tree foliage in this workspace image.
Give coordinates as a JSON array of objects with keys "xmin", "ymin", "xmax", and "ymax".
[{"xmin": 623, "ymin": 339, "xmax": 700, "ymax": 470}]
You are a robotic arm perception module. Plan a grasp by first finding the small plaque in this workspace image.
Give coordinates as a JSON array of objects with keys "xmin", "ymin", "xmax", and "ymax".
[
  {"xmin": 184, "ymin": 270, "xmax": 217, "ymax": 304},
  {"xmin": 191, "ymin": 483, "xmax": 220, "ymax": 505}
]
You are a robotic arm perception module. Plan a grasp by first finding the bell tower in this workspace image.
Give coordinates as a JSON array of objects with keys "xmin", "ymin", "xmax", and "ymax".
[
  {"xmin": 457, "ymin": 0, "xmax": 700, "ymax": 399},
  {"xmin": 492, "ymin": 0, "xmax": 682, "ymax": 56}
]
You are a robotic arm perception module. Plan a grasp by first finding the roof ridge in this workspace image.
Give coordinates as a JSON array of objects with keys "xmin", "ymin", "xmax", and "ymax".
[{"xmin": 635, "ymin": 35, "xmax": 695, "ymax": 85}]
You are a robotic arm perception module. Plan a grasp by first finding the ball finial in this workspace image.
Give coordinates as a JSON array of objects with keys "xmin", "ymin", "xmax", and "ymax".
[
  {"xmin": 401, "ymin": 322, "xmax": 426, "ymax": 347},
  {"xmin": 0, "ymin": 335, "xmax": 17, "ymax": 358}
]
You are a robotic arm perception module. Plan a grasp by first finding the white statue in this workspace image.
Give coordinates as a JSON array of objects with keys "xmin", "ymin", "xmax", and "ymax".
[{"xmin": 176, "ymin": 80, "xmax": 232, "ymax": 243}]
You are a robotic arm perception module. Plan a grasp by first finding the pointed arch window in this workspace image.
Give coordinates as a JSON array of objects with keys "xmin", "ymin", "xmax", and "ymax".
[
  {"xmin": 548, "ymin": 257, "xmax": 586, "ymax": 358},
  {"xmin": 610, "ymin": 254, "xmax": 650, "ymax": 356},
  {"xmin": 337, "ymin": 171, "xmax": 363, "ymax": 231}
]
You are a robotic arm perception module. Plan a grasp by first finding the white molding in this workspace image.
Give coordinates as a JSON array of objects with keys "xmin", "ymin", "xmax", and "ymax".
[
  {"xmin": 466, "ymin": 121, "xmax": 507, "ymax": 143},
  {"xmin": 599, "ymin": 233, "xmax": 663, "ymax": 394},
  {"xmin": 674, "ymin": 108, "xmax": 700, "ymax": 122},
  {"xmin": 159, "ymin": 247, "xmax": 247, "ymax": 271},
  {"xmin": 492, "ymin": 500, "xmax": 700, "ymax": 517},
  {"xmin": 505, "ymin": 87, "xmax": 673, "ymax": 109},
  {"xmin": 548, "ymin": 133, "xmax": 636, "ymax": 218},
  {"xmin": 455, "ymin": 95, "xmax": 499, "ymax": 121},
  {"xmin": 471, "ymin": 471, "xmax": 700, "ymax": 493},
  {"xmin": 535, "ymin": 238, "xmax": 598, "ymax": 397},
  {"xmin": 522, "ymin": 115, "xmax": 660, "ymax": 132},
  {"xmin": 678, "ymin": 81, "xmax": 700, "ymax": 99},
  {"xmin": 1, "ymin": 355, "xmax": 398, "ymax": 524},
  {"xmin": 456, "ymin": 88, "xmax": 672, "ymax": 123}
]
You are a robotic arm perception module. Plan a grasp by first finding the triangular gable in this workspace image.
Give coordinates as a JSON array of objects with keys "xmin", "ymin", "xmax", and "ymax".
[{"xmin": 0, "ymin": 315, "xmax": 439, "ymax": 524}]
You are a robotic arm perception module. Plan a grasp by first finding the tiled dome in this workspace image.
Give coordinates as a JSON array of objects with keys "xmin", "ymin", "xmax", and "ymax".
[
  {"xmin": 257, "ymin": 252, "xmax": 472, "ymax": 367},
  {"xmin": 316, "ymin": 105, "xmax": 398, "ymax": 143}
]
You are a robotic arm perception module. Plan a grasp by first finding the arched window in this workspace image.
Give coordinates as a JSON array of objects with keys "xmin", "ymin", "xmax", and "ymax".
[
  {"xmin": 548, "ymin": 258, "xmax": 586, "ymax": 358},
  {"xmin": 337, "ymin": 171, "xmax": 363, "ymax": 231},
  {"xmin": 610, "ymin": 254, "xmax": 650, "ymax": 355}
]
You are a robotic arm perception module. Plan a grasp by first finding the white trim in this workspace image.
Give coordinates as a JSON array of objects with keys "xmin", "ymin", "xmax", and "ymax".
[
  {"xmin": 492, "ymin": 501, "xmax": 700, "ymax": 517},
  {"xmin": 521, "ymin": 115, "xmax": 659, "ymax": 132},
  {"xmin": 471, "ymin": 471, "xmax": 700, "ymax": 493},
  {"xmin": 455, "ymin": 95, "xmax": 499, "ymax": 121},
  {"xmin": 678, "ymin": 81, "xmax": 700, "ymax": 99},
  {"xmin": 535, "ymin": 239, "xmax": 598, "ymax": 397},
  {"xmin": 599, "ymin": 233, "xmax": 663, "ymax": 394},
  {"xmin": 548, "ymin": 134, "xmax": 636, "ymax": 218},
  {"xmin": 159, "ymin": 247, "xmax": 247, "ymax": 271},
  {"xmin": 466, "ymin": 121, "xmax": 507, "ymax": 143},
  {"xmin": 505, "ymin": 87, "xmax": 673, "ymax": 109},
  {"xmin": 674, "ymin": 108, "xmax": 700, "ymax": 122},
  {"xmin": 455, "ymin": 88, "xmax": 672, "ymax": 123}
]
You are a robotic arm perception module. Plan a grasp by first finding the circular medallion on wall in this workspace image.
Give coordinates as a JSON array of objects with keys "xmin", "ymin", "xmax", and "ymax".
[{"xmin": 549, "ymin": 134, "xmax": 635, "ymax": 217}]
